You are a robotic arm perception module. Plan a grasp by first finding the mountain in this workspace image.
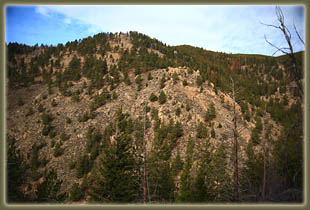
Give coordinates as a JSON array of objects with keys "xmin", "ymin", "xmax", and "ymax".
[{"xmin": 6, "ymin": 31, "xmax": 304, "ymax": 204}]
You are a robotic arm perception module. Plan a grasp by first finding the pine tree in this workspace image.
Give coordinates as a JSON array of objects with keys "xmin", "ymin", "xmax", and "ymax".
[
  {"xmin": 158, "ymin": 91, "xmax": 167, "ymax": 104},
  {"xmin": 192, "ymin": 140, "xmax": 213, "ymax": 202},
  {"xmin": 89, "ymin": 133, "xmax": 138, "ymax": 203},
  {"xmin": 211, "ymin": 142, "xmax": 231, "ymax": 202},
  {"xmin": 171, "ymin": 149, "xmax": 183, "ymax": 177},
  {"xmin": 69, "ymin": 183, "xmax": 83, "ymax": 202},
  {"xmin": 177, "ymin": 136, "xmax": 194, "ymax": 202},
  {"xmin": 35, "ymin": 169, "xmax": 64, "ymax": 203},
  {"xmin": 7, "ymin": 137, "xmax": 26, "ymax": 202},
  {"xmin": 205, "ymin": 102, "xmax": 216, "ymax": 122}
]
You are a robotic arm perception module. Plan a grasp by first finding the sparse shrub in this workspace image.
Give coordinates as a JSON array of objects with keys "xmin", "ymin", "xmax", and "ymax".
[
  {"xmin": 182, "ymin": 79, "xmax": 188, "ymax": 86},
  {"xmin": 158, "ymin": 91, "xmax": 167, "ymax": 104},
  {"xmin": 196, "ymin": 122, "xmax": 208, "ymax": 139},
  {"xmin": 38, "ymin": 104, "xmax": 45, "ymax": 112},
  {"xmin": 124, "ymin": 76, "xmax": 131, "ymax": 86},
  {"xmin": 48, "ymin": 130, "xmax": 56, "ymax": 139},
  {"xmin": 148, "ymin": 72, "xmax": 153, "ymax": 80},
  {"xmin": 211, "ymin": 128, "xmax": 216, "ymax": 138},
  {"xmin": 218, "ymin": 123, "xmax": 222, "ymax": 128},
  {"xmin": 112, "ymin": 91, "xmax": 118, "ymax": 100},
  {"xmin": 89, "ymin": 111, "xmax": 96, "ymax": 119},
  {"xmin": 186, "ymin": 103, "xmax": 191, "ymax": 112},
  {"xmin": 160, "ymin": 74, "xmax": 166, "ymax": 89},
  {"xmin": 66, "ymin": 117, "xmax": 72, "ymax": 124},
  {"xmin": 149, "ymin": 93, "xmax": 158, "ymax": 102},
  {"xmin": 60, "ymin": 132, "xmax": 70, "ymax": 142},
  {"xmin": 69, "ymin": 160, "xmax": 76, "ymax": 170},
  {"xmin": 78, "ymin": 112, "xmax": 89, "ymax": 122},
  {"xmin": 205, "ymin": 102, "xmax": 216, "ymax": 122},
  {"xmin": 41, "ymin": 112, "xmax": 53, "ymax": 125},
  {"xmin": 151, "ymin": 107, "xmax": 159, "ymax": 120},
  {"xmin": 42, "ymin": 125, "xmax": 52, "ymax": 136},
  {"xmin": 176, "ymin": 107, "xmax": 181, "ymax": 117},
  {"xmin": 26, "ymin": 107, "xmax": 34, "ymax": 117},
  {"xmin": 51, "ymin": 99, "xmax": 57, "ymax": 107},
  {"xmin": 245, "ymin": 112, "xmax": 250, "ymax": 122},
  {"xmin": 172, "ymin": 72, "xmax": 179, "ymax": 84},
  {"xmin": 51, "ymin": 139, "xmax": 55, "ymax": 148},
  {"xmin": 53, "ymin": 141, "xmax": 62, "ymax": 157},
  {"xmin": 135, "ymin": 75, "xmax": 143, "ymax": 91}
]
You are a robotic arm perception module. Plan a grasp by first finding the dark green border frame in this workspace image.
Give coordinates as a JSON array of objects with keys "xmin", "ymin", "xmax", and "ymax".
[{"xmin": 0, "ymin": 0, "xmax": 308, "ymax": 209}]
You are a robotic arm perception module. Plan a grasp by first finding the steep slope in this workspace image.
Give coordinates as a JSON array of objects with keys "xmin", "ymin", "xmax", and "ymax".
[{"xmin": 6, "ymin": 32, "xmax": 303, "ymax": 203}]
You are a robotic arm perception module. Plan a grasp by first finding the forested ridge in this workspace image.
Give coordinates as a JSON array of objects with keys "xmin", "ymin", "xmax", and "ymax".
[{"xmin": 6, "ymin": 31, "xmax": 304, "ymax": 204}]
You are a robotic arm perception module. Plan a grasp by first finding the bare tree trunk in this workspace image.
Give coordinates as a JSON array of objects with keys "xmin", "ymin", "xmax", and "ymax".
[
  {"xmin": 262, "ymin": 149, "xmax": 267, "ymax": 201},
  {"xmin": 143, "ymin": 101, "xmax": 149, "ymax": 203},
  {"xmin": 231, "ymin": 77, "xmax": 239, "ymax": 202},
  {"xmin": 262, "ymin": 119, "xmax": 266, "ymax": 201},
  {"xmin": 261, "ymin": 103, "xmax": 270, "ymax": 202},
  {"xmin": 143, "ymin": 102, "xmax": 147, "ymax": 203}
]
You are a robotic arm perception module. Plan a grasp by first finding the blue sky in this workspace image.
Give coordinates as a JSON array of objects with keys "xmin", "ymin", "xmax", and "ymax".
[{"xmin": 5, "ymin": 5, "xmax": 305, "ymax": 56}]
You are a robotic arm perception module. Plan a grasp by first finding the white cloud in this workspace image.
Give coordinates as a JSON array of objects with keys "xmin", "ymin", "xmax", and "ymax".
[
  {"xmin": 34, "ymin": 5, "xmax": 305, "ymax": 55},
  {"xmin": 63, "ymin": 17, "xmax": 71, "ymax": 24},
  {"xmin": 35, "ymin": 6, "xmax": 51, "ymax": 17}
]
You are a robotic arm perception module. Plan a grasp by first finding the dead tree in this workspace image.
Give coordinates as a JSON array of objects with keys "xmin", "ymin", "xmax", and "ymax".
[
  {"xmin": 263, "ymin": 6, "xmax": 304, "ymax": 197},
  {"xmin": 230, "ymin": 77, "xmax": 239, "ymax": 202},
  {"xmin": 143, "ymin": 102, "xmax": 147, "ymax": 203},
  {"xmin": 143, "ymin": 101, "xmax": 151, "ymax": 203},
  {"xmin": 261, "ymin": 117, "xmax": 267, "ymax": 201},
  {"xmin": 228, "ymin": 77, "xmax": 248, "ymax": 201},
  {"xmin": 262, "ymin": 6, "xmax": 304, "ymax": 99}
]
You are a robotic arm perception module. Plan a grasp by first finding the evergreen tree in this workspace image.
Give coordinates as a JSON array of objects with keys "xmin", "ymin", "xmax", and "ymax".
[
  {"xmin": 240, "ymin": 141, "xmax": 264, "ymax": 201},
  {"xmin": 171, "ymin": 149, "xmax": 183, "ymax": 177},
  {"xmin": 89, "ymin": 133, "xmax": 138, "ymax": 203},
  {"xmin": 192, "ymin": 140, "xmax": 213, "ymax": 202},
  {"xmin": 196, "ymin": 122, "xmax": 208, "ymax": 139},
  {"xmin": 205, "ymin": 102, "xmax": 216, "ymax": 122},
  {"xmin": 69, "ymin": 183, "xmax": 83, "ymax": 202},
  {"xmin": 35, "ymin": 169, "xmax": 64, "ymax": 203},
  {"xmin": 7, "ymin": 137, "xmax": 26, "ymax": 202},
  {"xmin": 178, "ymin": 136, "xmax": 194, "ymax": 202},
  {"xmin": 158, "ymin": 91, "xmax": 167, "ymax": 104},
  {"xmin": 210, "ymin": 142, "xmax": 231, "ymax": 202}
]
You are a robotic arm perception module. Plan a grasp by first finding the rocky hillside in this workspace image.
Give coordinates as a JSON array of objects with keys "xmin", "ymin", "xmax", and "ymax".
[{"xmin": 6, "ymin": 32, "xmax": 304, "ymax": 203}]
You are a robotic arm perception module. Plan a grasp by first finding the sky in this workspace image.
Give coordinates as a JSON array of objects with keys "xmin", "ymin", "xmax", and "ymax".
[{"xmin": 5, "ymin": 5, "xmax": 305, "ymax": 56}]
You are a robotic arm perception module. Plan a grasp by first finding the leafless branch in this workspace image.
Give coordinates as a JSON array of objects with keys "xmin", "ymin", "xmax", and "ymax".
[
  {"xmin": 264, "ymin": 35, "xmax": 290, "ymax": 56},
  {"xmin": 293, "ymin": 21, "xmax": 305, "ymax": 45},
  {"xmin": 260, "ymin": 22, "xmax": 282, "ymax": 30}
]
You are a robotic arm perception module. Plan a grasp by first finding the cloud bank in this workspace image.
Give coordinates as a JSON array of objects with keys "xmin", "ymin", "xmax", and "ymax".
[{"xmin": 33, "ymin": 5, "xmax": 305, "ymax": 56}]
